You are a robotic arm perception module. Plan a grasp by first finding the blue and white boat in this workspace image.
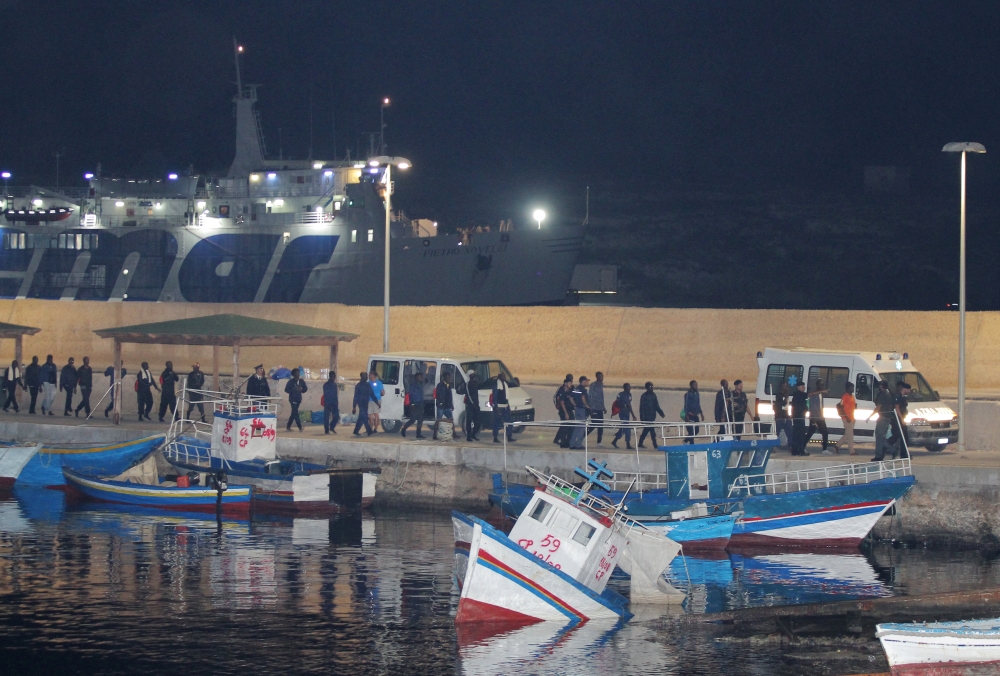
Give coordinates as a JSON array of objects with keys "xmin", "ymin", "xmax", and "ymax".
[
  {"xmin": 493, "ymin": 423, "xmax": 914, "ymax": 549},
  {"xmin": 1, "ymin": 436, "xmax": 164, "ymax": 489},
  {"xmin": 877, "ymin": 618, "xmax": 1000, "ymax": 675}
]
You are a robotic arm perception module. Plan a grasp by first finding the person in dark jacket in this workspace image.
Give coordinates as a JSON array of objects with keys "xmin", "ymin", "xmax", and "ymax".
[
  {"xmin": 400, "ymin": 372, "xmax": 426, "ymax": 439},
  {"xmin": 683, "ymin": 380, "xmax": 704, "ymax": 444},
  {"xmin": 322, "ymin": 370, "xmax": 339, "ymax": 434},
  {"xmin": 790, "ymin": 380, "xmax": 810, "ymax": 456},
  {"xmin": 432, "ymin": 372, "xmax": 455, "ymax": 441},
  {"xmin": 24, "ymin": 356, "xmax": 40, "ymax": 414},
  {"xmin": 284, "ymin": 368, "xmax": 307, "ymax": 431},
  {"xmin": 103, "ymin": 364, "xmax": 126, "ymax": 417},
  {"xmin": 731, "ymin": 379, "xmax": 749, "ymax": 440},
  {"xmin": 464, "ymin": 370, "xmax": 481, "ymax": 441},
  {"xmin": 246, "ymin": 364, "xmax": 271, "ymax": 397},
  {"xmin": 39, "ymin": 355, "xmax": 57, "ymax": 416},
  {"xmin": 714, "ymin": 379, "xmax": 733, "ymax": 434},
  {"xmin": 637, "ymin": 381, "xmax": 665, "ymax": 448},
  {"xmin": 491, "ymin": 371, "xmax": 515, "ymax": 443},
  {"xmin": 352, "ymin": 372, "xmax": 375, "ymax": 436},
  {"xmin": 552, "ymin": 378, "xmax": 575, "ymax": 448},
  {"xmin": 136, "ymin": 362, "xmax": 159, "ymax": 421},
  {"xmin": 60, "ymin": 357, "xmax": 77, "ymax": 416},
  {"xmin": 185, "ymin": 363, "xmax": 207, "ymax": 422},
  {"xmin": 611, "ymin": 383, "xmax": 637, "ymax": 449},
  {"xmin": 158, "ymin": 361, "xmax": 180, "ymax": 422},
  {"xmin": 3, "ymin": 360, "xmax": 22, "ymax": 412},
  {"xmin": 74, "ymin": 356, "xmax": 93, "ymax": 417}
]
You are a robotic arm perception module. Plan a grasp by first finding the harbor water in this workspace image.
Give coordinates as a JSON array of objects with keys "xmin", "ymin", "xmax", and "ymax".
[{"xmin": 2, "ymin": 489, "xmax": 999, "ymax": 675}]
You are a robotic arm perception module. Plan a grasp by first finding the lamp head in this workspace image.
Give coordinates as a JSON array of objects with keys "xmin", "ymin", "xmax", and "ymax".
[
  {"xmin": 943, "ymin": 142, "xmax": 986, "ymax": 154},
  {"xmin": 532, "ymin": 208, "xmax": 546, "ymax": 223}
]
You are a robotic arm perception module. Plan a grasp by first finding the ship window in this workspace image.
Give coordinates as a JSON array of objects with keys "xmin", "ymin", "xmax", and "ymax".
[
  {"xmin": 58, "ymin": 234, "xmax": 67, "ymax": 249},
  {"xmin": 92, "ymin": 234, "xmax": 99, "ymax": 249},
  {"xmin": 351, "ymin": 230, "xmax": 357, "ymax": 243},
  {"xmin": 367, "ymin": 229, "xmax": 373, "ymax": 242},
  {"xmin": 738, "ymin": 451, "xmax": 754, "ymax": 468},
  {"xmin": 549, "ymin": 510, "xmax": 579, "ymax": 536},
  {"xmin": 751, "ymin": 451, "xmax": 767, "ymax": 467},
  {"xmin": 82, "ymin": 234, "xmax": 90, "ymax": 250},
  {"xmin": 75, "ymin": 234, "xmax": 83, "ymax": 250},
  {"xmin": 572, "ymin": 522, "xmax": 596, "ymax": 546},
  {"xmin": 726, "ymin": 451, "xmax": 740, "ymax": 468},
  {"xmin": 2, "ymin": 233, "xmax": 7, "ymax": 249},
  {"xmin": 529, "ymin": 499, "xmax": 553, "ymax": 524}
]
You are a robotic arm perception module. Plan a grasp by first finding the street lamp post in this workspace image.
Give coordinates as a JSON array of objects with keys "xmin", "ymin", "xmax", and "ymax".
[
  {"xmin": 1, "ymin": 172, "xmax": 9, "ymax": 209},
  {"xmin": 369, "ymin": 156, "xmax": 411, "ymax": 352},
  {"xmin": 942, "ymin": 142, "xmax": 986, "ymax": 453},
  {"xmin": 533, "ymin": 208, "xmax": 546, "ymax": 229},
  {"xmin": 380, "ymin": 98, "xmax": 390, "ymax": 156}
]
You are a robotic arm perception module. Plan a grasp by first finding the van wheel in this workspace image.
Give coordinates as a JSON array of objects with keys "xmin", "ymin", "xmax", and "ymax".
[
  {"xmin": 382, "ymin": 419, "xmax": 401, "ymax": 434},
  {"xmin": 512, "ymin": 425, "xmax": 526, "ymax": 434},
  {"xmin": 926, "ymin": 444, "xmax": 944, "ymax": 453}
]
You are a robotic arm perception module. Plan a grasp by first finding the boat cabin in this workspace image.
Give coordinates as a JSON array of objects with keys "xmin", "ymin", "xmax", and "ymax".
[{"xmin": 664, "ymin": 439, "xmax": 780, "ymax": 500}]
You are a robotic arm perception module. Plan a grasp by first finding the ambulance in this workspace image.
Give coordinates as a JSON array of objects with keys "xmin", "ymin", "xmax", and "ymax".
[{"xmin": 754, "ymin": 347, "xmax": 958, "ymax": 451}]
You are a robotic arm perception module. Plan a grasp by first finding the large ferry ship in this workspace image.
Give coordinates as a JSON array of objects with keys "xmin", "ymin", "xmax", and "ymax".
[{"xmin": 0, "ymin": 47, "xmax": 582, "ymax": 305}]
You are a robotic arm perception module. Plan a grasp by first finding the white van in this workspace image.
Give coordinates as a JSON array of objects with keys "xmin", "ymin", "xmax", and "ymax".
[
  {"xmin": 754, "ymin": 347, "xmax": 959, "ymax": 451},
  {"xmin": 366, "ymin": 352, "xmax": 535, "ymax": 436}
]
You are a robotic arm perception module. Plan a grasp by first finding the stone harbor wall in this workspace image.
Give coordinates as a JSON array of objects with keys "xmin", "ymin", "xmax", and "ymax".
[{"xmin": 0, "ymin": 299, "xmax": 998, "ymax": 390}]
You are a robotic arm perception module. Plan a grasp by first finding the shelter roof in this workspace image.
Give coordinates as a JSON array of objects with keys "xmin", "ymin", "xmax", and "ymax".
[
  {"xmin": 0, "ymin": 321, "xmax": 41, "ymax": 338},
  {"xmin": 93, "ymin": 314, "xmax": 358, "ymax": 346}
]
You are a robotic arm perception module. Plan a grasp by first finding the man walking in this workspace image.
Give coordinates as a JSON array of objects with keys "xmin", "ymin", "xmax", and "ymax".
[
  {"xmin": 872, "ymin": 380, "xmax": 895, "ymax": 462},
  {"xmin": 732, "ymin": 380, "xmax": 749, "ymax": 440},
  {"xmin": 891, "ymin": 381, "xmax": 911, "ymax": 459},
  {"xmin": 683, "ymin": 380, "xmax": 703, "ymax": 444},
  {"xmin": 552, "ymin": 378, "xmax": 574, "ymax": 448},
  {"xmin": 322, "ymin": 370, "xmax": 339, "ymax": 434},
  {"xmin": 492, "ymin": 371, "xmax": 515, "ymax": 443},
  {"xmin": 284, "ymin": 368, "xmax": 307, "ymax": 432},
  {"xmin": 247, "ymin": 364, "xmax": 271, "ymax": 397},
  {"xmin": 569, "ymin": 376, "xmax": 591, "ymax": 450},
  {"xmin": 806, "ymin": 378, "xmax": 830, "ymax": 454},
  {"xmin": 587, "ymin": 371, "xmax": 607, "ymax": 444},
  {"xmin": 836, "ymin": 381, "xmax": 857, "ymax": 455},
  {"xmin": 136, "ymin": 362, "xmax": 158, "ymax": 421},
  {"xmin": 400, "ymin": 372, "xmax": 426, "ymax": 439},
  {"xmin": 714, "ymin": 379, "xmax": 733, "ymax": 434},
  {"xmin": 638, "ymin": 381, "xmax": 665, "ymax": 448},
  {"xmin": 24, "ymin": 356, "xmax": 40, "ymax": 414},
  {"xmin": 60, "ymin": 357, "xmax": 77, "ymax": 416},
  {"xmin": 352, "ymin": 372, "xmax": 375, "ymax": 436},
  {"xmin": 185, "ymin": 363, "xmax": 206, "ymax": 422},
  {"xmin": 464, "ymin": 370, "xmax": 481, "ymax": 441},
  {"xmin": 790, "ymin": 380, "xmax": 809, "ymax": 456},
  {"xmin": 611, "ymin": 383, "xmax": 636, "ymax": 449},
  {"xmin": 39, "ymin": 355, "xmax": 57, "ymax": 416},
  {"xmin": 103, "ymin": 363, "xmax": 126, "ymax": 418},
  {"xmin": 74, "ymin": 356, "xmax": 94, "ymax": 417},
  {"xmin": 433, "ymin": 371, "xmax": 455, "ymax": 441},
  {"xmin": 158, "ymin": 361, "xmax": 179, "ymax": 422},
  {"xmin": 368, "ymin": 369, "xmax": 384, "ymax": 433},
  {"xmin": 3, "ymin": 360, "xmax": 22, "ymax": 412}
]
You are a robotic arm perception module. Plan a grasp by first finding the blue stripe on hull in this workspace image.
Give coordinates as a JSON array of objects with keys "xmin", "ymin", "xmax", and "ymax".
[
  {"xmin": 640, "ymin": 515, "xmax": 734, "ymax": 544},
  {"xmin": 17, "ymin": 436, "xmax": 164, "ymax": 487},
  {"xmin": 737, "ymin": 503, "xmax": 888, "ymax": 534}
]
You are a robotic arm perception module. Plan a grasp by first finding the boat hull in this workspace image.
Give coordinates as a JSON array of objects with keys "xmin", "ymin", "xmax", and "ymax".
[
  {"xmin": 63, "ymin": 469, "xmax": 252, "ymax": 517},
  {"xmin": 457, "ymin": 516, "xmax": 631, "ymax": 625},
  {"xmin": 878, "ymin": 619, "xmax": 1000, "ymax": 676},
  {"xmin": 0, "ymin": 444, "xmax": 42, "ymax": 487},
  {"xmin": 14, "ymin": 436, "xmax": 164, "ymax": 488}
]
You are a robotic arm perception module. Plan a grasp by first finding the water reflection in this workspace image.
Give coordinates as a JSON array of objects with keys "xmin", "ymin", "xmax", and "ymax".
[{"xmin": 0, "ymin": 489, "xmax": 999, "ymax": 676}]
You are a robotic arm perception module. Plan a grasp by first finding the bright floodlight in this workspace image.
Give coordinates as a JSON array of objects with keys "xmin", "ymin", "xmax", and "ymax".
[
  {"xmin": 943, "ymin": 142, "xmax": 986, "ymax": 153},
  {"xmin": 397, "ymin": 161, "xmax": 410, "ymax": 170},
  {"xmin": 368, "ymin": 156, "xmax": 411, "ymax": 169},
  {"xmin": 167, "ymin": 173, "xmax": 178, "ymax": 180},
  {"xmin": 533, "ymin": 209, "xmax": 546, "ymax": 229},
  {"xmin": 383, "ymin": 98, "xmax": 390, "ymax": 106},
  {"xmin": 84, "ymin": 173, "xmax": 94, "ymax": 179},
  {"xmin": 237, "ymin": 45, "xmax": 244, "ymax": 53},
  {"xmin": 1, "ymin": 172, "xmax": 9, "ymax": 179}
]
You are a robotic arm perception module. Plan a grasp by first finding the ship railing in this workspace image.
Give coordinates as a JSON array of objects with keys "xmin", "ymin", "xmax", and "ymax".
[
  {"xmin": 525, "ymin": 466, "xmax": 646, "ymax": 533},
  {"xmin": 726, "ymin": 458, "xmax": 912, "ymax": 497}
]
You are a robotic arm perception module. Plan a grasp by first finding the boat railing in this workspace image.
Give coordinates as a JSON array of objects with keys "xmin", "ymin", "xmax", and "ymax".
[
  {"xmin": 164, "ymin": 386, "xmax": 282, "ymax": 459},
  {"xmin": 525, "ymin": 466, "xmax": 646, "ymax": 532},
  {"xmin": 726, "ymin": 458, "xmax": 912, "ymax": 497}
]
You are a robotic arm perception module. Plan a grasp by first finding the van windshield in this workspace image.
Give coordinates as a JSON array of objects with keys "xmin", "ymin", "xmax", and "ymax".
[
  {"xmin": 461, "ymin": 360, "xmax": 515, "ymax": 390},
  {"xmin": 878, "ymin": 371, "xmax": 939, "ymax": 402}
]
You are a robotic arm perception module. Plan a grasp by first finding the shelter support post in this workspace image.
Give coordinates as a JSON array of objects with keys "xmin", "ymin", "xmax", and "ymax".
[
  {"xmin": 330, "ymin": 342, "xmax": 339, "ymax": 377},
  {"xmin": 213, "ymin": 345, "xmax": 220, "ymax": 391},
  {"xmin": 14, "ymin": 335, "xmax": 22, "ymax": 409},
  {"xmin": 232, "ymin": 338, "xmax": 240, "ymax": 388},
  {"xmin": 113, "ymin": 338, "xmax": 121, "ymax": 425}
]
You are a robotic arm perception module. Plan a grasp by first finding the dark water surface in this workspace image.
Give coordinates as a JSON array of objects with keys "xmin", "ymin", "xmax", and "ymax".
[{"xmin": 1, "ymin": 488, "xmax": 998, "ymax": 676}]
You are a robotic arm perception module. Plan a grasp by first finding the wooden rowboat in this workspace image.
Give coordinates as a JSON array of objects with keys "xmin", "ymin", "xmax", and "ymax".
[
  {"xmin": 877, "ymin": 618, "xmax": 1000, "ymax": 675},
  {"xmin": 63, "ymin": 468, "xmax": 251, "ymax": 517}
]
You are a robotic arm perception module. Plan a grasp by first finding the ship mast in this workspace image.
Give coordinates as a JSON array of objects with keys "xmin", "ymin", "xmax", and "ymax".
[{"xmin": 228, "ymin": 38, "xmax": 265, "ymax": 178}]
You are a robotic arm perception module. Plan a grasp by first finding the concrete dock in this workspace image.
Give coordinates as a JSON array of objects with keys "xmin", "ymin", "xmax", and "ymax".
[{"xmin": 5, "ymin": 409, "xmax": 1000, "ymax": 548}]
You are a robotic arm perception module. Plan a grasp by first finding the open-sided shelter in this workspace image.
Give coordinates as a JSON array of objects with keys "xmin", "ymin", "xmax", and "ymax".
[{"xmin": 94, "ymin": 314, "xmax": 359, "ymax": 424}]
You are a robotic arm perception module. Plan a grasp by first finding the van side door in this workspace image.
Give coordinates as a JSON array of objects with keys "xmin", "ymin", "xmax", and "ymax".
[
  {"xmin": 806, "ymin": 358, "xmax": 852, "ymax": 435},
  {"xmin": 370, "ymin": 359, "xmax": 403, "ymax": 421},
  {"xmin": 853, "ymin": 359, "xmax": 877, "ymax": 432}
]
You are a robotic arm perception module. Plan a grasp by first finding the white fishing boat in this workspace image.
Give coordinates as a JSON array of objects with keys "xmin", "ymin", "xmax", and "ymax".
[
  {"xmin": 455, "ymin": 460, "xmax": 683, "ymax": 626},
  {"xmin": 877, "ymin": 618, "xmax": 1000, "ymax": 675}
]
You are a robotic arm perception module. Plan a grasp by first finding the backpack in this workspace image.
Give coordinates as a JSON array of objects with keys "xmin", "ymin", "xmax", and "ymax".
[{"xmin": 611, "ymin": 399, "xmax": 621, "ymax": 416}]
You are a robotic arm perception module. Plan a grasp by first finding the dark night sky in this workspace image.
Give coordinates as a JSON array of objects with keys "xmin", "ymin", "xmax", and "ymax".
[{"xmin": 1, "ymin": 1, "xmax": 999, "ymax": 306}]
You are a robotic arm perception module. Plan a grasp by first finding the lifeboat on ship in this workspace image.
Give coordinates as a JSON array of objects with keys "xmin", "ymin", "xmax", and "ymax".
[{"xmin": 4, "ymin": 206, "xmax": 74, "ymax": 224}]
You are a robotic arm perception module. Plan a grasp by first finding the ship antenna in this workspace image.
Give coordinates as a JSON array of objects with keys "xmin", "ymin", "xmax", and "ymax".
[{"xmin": 233, "ymin": 37, "xmax": 243, "ymax": 97}]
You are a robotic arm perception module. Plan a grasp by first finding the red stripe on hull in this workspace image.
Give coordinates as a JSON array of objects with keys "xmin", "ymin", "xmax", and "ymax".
[
  {"xmin": 456, "ymin": 596, "xmax": 541, "ymax": 626},
  {"xmin": 729, "ymin": 533, "xmax": 863, "ymax": 549},
  {"xmin": 740, "ymin": 499, "xmax": 891, "ymax": 523},
  {"xmin": 890, "ymin": 661, "xmax": 1000, "ymax": 676},
  {"xmin": 0, "ymin": 477, "xmax": 15, "ymax": 489}
]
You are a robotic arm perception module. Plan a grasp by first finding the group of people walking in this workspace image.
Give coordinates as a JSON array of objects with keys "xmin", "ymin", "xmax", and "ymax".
[{"xmin": 1, "ymin": 355, "xmax": 98, "ymax": 417}]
